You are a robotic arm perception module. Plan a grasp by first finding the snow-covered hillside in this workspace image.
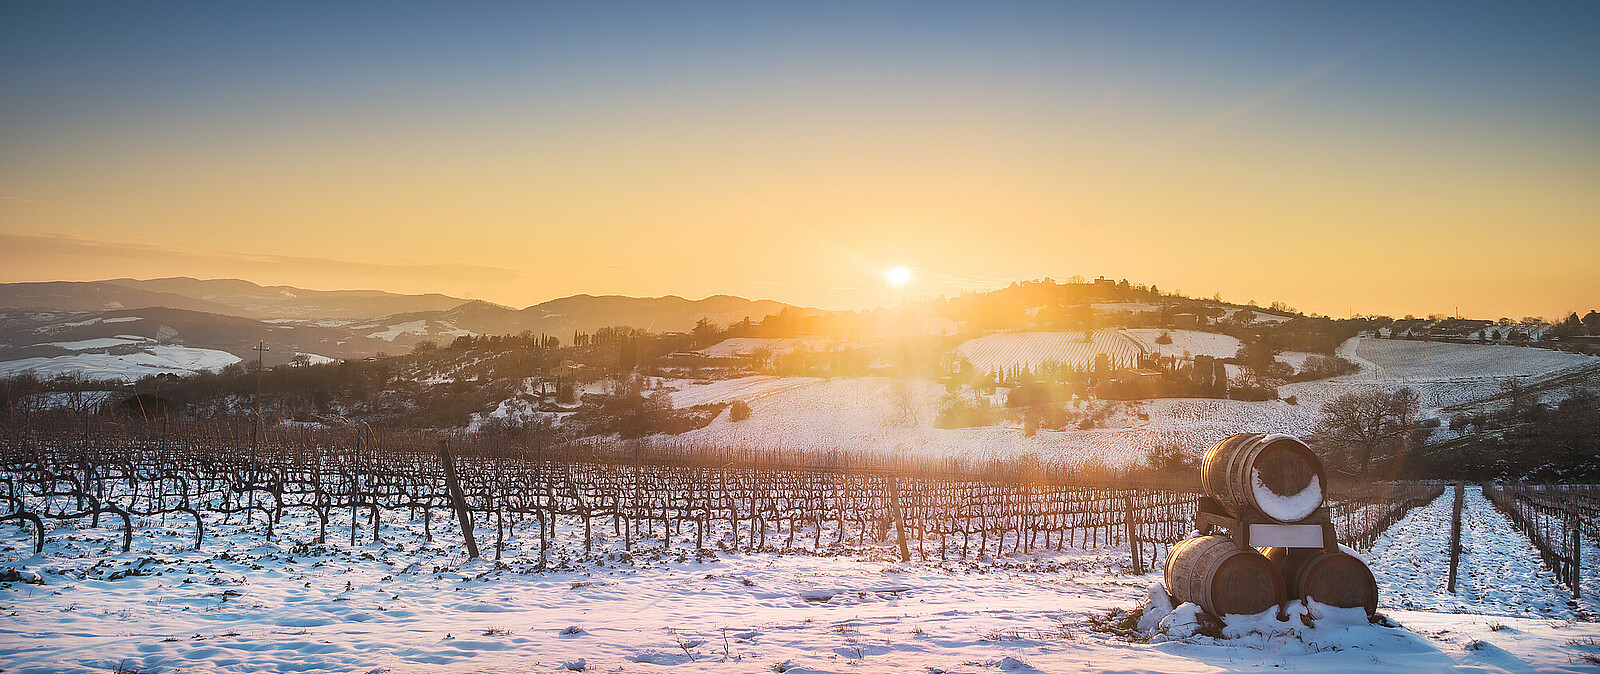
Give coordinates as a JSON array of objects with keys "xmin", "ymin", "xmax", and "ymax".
[
  {"xmin": 1344, "ymin": 339, "xmax": 1593, "ymax": 382},
  {"xmin": 666, "ymin": 375, "xmax": 1326, "ymax": 468},
  {"xmin": 955, "ymin": 331, "xmax": 1144, "ymax": 372},
  {"xmin": 699, "ymin": 337, "xmax": 840, "ymax": 358},
  {"xmin": 1123, "ymin": 329, "xmax": 1241, "ymax": 359},
  {"xmin": 651, "ymin": 337, "xmax": 1600, "ymax": 469},
  {"xmin": 0, "ymin": 343, "xmax": 241, "ymax": 381}
]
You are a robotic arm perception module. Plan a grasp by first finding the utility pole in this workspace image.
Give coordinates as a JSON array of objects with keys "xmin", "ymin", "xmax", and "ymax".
[
  {"xmin": 252, "ymin": 340, "xmax": 269, "ymax": 441},
  {"xmin": 249, "ymin": 340, "xmax": 269, "ymax": 522}
]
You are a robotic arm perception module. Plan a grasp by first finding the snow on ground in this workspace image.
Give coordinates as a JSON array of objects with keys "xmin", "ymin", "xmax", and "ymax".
[
  {"xmin": 671, "ymin": 377, "xmax": 1317, "ymax": 468},
  {"xmin": 668, "ymin": 379, "xmax": 1467, "ymax": 470},
  {"xmin": 367, "ymin": 320, "xmax": 431, "ymax": 341},
  {"xmin": 295, "ymin": 352, "xmax": 339, "ymax": 365},
  {"xmin": 664, "ymin": 376, "xmax": 822, "ymax": 408},
  {"xmin": 699, "ymin": 338, "xmax": 839, "ymax": 358},
  {"xmin": 38, "ymin": 336, "xmax": 150, "ymax": 351},
  {"xmin": 2, "ymin": 487, "xmax": 1595, "ymax": 673},
  {"xmin": 655, "ymin": 336, "xmax": 1600, "ymax": 469},
  {"xmin": 1346, "ymin": 338, "xmax": 1594, "ymax": 382},
  {"xmin": 1277, "ymin": 351, "xmax": 1316, "ymax": 374},
  {"xmin": 1124, "ymin": 330, "xmax": 1241, "ymax": 360},
  {"xmin": 0, "ymin": 345, "xmax": 242, "ymax": 381},
  {"xmin": 1142, "ymin": 397, "xmax": 1318, "ymax": 454},
  {"xmin": 1297, "ymin": 337, "xmax": 1600, "ymax": 419},
  {"xmin": 956, "ymin": 331, "xmax": 1144, "ymax": 372},
  {"xmin": 676, "ymin": 375, "xmax": 1328, "ymax": 468},
  {"xmin": 1223, "ymin": 308, "xmax": 1294, "ymax": 324}
]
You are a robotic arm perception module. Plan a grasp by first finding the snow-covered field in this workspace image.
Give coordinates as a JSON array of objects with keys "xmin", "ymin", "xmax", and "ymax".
[
  {"xmin": 37, "ymin": 336, "xmax": 149, "ymax": 351},
  {"xmin": 1345, "ymin": 339, "xmax": 1593, "ymax": 382},
  {"xmin": 3, "ymin": 486, "xmax": 1595, "ymax": 673},
  {"xmin": 0, "ymin": 344, "xmax": 242, "ymax": 381},
  {"xmin": 1123, "ymin": 330, "xmax": 1241, "ymax": 360},
  {"xmin": 295, "ymin": 352, "xmax": 339, "ymax": 365},
  {"xmin": 358, "ymin": 319, "xmax": 473, "ymax": 342},
  {"xmin": 955, "ymin": 331, "xmax": 1144, "ymax": 372},
  {"xmin": 652, "ymin": 336, "xmax": 1600, "ymax": 469},
  {"xmin": 699, "ymin": 338, "xmax": 840, "ymax": 359},
  {"xmin": 665, "ymin": 376, "xmax": 823, "ymax": 408},
  {"xmin": 667, "ymin": 376, "xmax": 1184, "ymax": 467}
]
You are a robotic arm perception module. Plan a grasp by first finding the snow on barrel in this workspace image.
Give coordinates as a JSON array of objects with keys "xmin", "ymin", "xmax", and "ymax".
[
  {"xmin": 1260, "ymin": 546, "xmax": 1378, "ymax": 616},
  {"xmin": 1201, "ymin": 433, "xmax": 1324, "ymax": 523},
  {"xmin": 1165, "ymin": 535, "xmax": 1285, "ymax": 618}
]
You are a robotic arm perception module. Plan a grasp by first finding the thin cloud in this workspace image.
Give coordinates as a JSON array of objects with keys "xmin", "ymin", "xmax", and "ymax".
[
  {"xmin": 1164, "ymin": 48, "xmax": 1367, "ymax": 149},
  {"xmin": 0, "ymin": 189, "xmax": 42, "ymax": 204},
  {"xmin": 0, "ymin": 232, "xmax": 518, "ymax": 285}
]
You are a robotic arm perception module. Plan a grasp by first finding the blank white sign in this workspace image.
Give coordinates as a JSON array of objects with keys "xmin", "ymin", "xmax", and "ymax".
[{"xmin": 1249, "ymin": 523, "xmax": 1325, "ymax": 548}]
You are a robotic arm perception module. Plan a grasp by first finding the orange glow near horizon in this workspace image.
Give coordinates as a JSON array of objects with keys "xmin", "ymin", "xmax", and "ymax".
[{"xmin": 2, "ymin": 5, "xmax": 1597, "ymax": 321}]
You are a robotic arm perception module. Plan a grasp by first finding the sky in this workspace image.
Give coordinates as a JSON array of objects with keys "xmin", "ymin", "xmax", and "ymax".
[{"xmin": 2, "ymin": 1, "xmax": 1597, "ymax": 320}]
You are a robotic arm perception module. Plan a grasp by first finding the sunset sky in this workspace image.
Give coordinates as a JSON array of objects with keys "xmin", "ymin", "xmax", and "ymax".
[{"xmin": 2, "ymin": 2, "xmax": 1596, "ymax": 319}]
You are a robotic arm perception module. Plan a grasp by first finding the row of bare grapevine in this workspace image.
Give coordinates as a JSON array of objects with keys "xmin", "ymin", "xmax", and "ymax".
[
  {"xmin": 1325, "ymin": 482, "xmax": 1449, "ymax": 551},
  {"xmin": 1484, "ymin": 483, "xmax": 1593, "ymax": 598},
  {"xmin": 1, "ymin": 414, "xmax": 1436, "ymax": 568}
]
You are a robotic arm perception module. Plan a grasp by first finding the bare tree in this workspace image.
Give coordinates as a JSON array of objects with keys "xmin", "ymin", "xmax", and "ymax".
[
  {"xmin": 888, "ymin": 379, "xmax": 921, "ymax": 427},
  {"xmin": 1312, "ymin": 387, "xmax": 1420, "ymax": 479}
]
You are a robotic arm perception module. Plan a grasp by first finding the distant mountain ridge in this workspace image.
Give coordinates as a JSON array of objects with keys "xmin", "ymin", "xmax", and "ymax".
[
  {"xmin": 0, "ymin": 281, "xmax": 245, "ymax": 316},
  {"xmin": 356, "ymin": 294, "xmax": 798, "ymax": 338},
  {"xmin": 0, "ymin": 278, "xmax": 805, "ymax": 376},
  {"xmin": 0, "ymin": 278, "xmax": 798, "ymax": 330},
  {"xmin": 103, "ymin": 277, "xmax": 480, "ymax": 320}
]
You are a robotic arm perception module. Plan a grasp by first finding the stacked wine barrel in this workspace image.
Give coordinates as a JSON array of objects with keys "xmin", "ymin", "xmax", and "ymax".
[{"xmin": 1165, "ymin": 433, "xmax": 1378, "ymax": 618}]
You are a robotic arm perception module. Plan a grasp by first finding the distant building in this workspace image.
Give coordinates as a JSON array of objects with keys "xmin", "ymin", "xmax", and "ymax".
[{"xmin": 1172, "ymin": 313, "xmax": 1199, "ymax": 329}]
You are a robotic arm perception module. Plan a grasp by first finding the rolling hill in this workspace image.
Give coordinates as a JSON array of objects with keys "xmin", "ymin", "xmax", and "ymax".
[{"xmin": 0, "ymin": 278, "xmax": 805, "ymax": 378}]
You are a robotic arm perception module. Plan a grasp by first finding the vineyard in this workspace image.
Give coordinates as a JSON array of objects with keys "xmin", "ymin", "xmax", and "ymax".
[
  {"xmin": 698, "ymin": 337, "xmax": 837, "ymax": 358},
  {"xmin": 1485, "ymin": 483, "xmax": 1598, "ymax": 599},
  {"xmin": 1349, "ymin": 338, "xmax": 1596, "ymax": 381},
  {"xmin": 953, "ymin": 331, "xmax": 1144, "ymax": 373},
  {"xmin": 0, "ymin": 415, "xmax": 1441, "ymax": 570},
  {"xmin": 1122, "ymin": 329, "xmax": 1241, "ymax": 360}
]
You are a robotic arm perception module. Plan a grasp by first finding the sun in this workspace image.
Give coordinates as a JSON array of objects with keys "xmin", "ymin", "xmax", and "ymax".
[{"xmin": 887, "ymin": 266, "xmax": 912, "ymax": 286}]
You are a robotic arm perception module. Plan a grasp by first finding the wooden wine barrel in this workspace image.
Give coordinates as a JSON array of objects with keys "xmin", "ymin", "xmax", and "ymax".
[
  {"xmin": 1165, "ymin": 535, "xmax": 1285, "ymax": 617},
  {"xmin": 1261, "ymin": 547, "xmax": 1379, "ymax": 616},
  {"xmin": 1201, "ymin": 433, "xmax": 1325, "ymax": 523}
]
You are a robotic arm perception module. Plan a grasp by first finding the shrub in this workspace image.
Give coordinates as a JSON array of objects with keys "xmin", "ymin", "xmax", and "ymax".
[
  {"xmin": 934, "ymin": 394, "xmax": 1002, "ymax": 429},
  {"xmin": 1144, "ymin": 443, "xmax": 1197, "ymax": 474},
  {"xmin": 1295, "ymin": 354, "xmax": 1359, "ymax": 381},
  {"xmin": 729, "ymin": 400, "xmax": 751, "ymax": 422}
]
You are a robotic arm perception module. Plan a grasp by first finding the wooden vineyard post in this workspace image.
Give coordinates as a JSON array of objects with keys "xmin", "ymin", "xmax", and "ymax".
[
  {"xmin": 886, "ymin": 475, "xmax": 910, "ymax": 563},
  {"xmin": 1568, "ymin": 505, "xmax": 1580, "ymax": 595},
  {"xmin": 1124, "ymin": 495, "xmax": 1143, "ymax": 574},
  {"xmin": 1447, "ymin": 481, "xmax": 1464, "ymax": 594},
  {"xmin": 437, "ymin": 440, "xmax": 480, "ymax": 560}
]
